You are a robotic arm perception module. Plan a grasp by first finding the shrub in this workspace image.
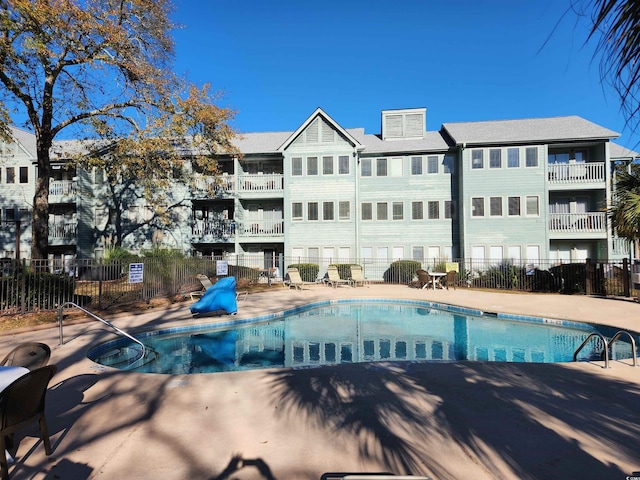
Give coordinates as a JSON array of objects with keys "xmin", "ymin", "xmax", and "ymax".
[
  {"xmin": 288, "ymin": 263, "xmax": 319, "ymax": 282},
  {"xmin": 384, "ymin": 260, "xmax": 421, "ymax": 284}
]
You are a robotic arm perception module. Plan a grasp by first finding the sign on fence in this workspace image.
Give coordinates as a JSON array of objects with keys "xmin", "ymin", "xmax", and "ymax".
[
  {"xmin": 216, "ymin": 260, "xmax": 229, "ymax": 276},
  {"xmin": 129, "ymin": 263, "xmax": 144, "ymax": 283}
]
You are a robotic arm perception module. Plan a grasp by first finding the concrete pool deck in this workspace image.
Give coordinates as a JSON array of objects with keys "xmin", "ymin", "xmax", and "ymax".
[{"xmin": 2, "ymin": 285, "xmax": 640, "ymax": 479}]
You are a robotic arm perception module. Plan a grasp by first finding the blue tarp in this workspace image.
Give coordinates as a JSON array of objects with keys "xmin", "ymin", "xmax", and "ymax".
[{"xmin": 190, "ymin": 276, "xmax": 238, "ymax": 315}]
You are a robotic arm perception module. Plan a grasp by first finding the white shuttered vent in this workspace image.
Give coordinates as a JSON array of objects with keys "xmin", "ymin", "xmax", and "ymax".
[{"xmin": 382, "ymin": 108, "xmax": 426, "ymax": 141}]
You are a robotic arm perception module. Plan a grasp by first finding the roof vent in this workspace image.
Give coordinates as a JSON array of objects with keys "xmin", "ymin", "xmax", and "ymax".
[{"xmin": 381, "ymin": 108, "xmax": 426, "ymax": 141}]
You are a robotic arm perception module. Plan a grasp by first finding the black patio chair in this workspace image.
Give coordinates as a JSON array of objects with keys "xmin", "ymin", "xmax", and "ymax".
[{"xmin": 0, "ymin": 343, "xmax": 51, "ymax": 371}]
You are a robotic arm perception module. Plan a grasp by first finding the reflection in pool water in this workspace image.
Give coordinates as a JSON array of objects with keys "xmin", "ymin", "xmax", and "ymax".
[{"xmin": 88, "ymin": 300, "xmax": 635, "ymax": 374}]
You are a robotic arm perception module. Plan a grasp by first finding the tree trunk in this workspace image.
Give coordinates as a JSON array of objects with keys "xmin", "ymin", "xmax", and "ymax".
[{"xmin": 31, "ymin": 143, "xmax": 52, "ymax": 261}]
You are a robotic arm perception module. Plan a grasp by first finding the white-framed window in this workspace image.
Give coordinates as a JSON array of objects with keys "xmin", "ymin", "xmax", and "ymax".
[
  {"xmin": 427, "ymin": 156, "xmax": 438, "ymax": 174},
  {"xmin": 428, "ymin": 201, "xmax": 439, "ymax": 219},
  {"xmin": 471, "ymin": 197, "xmax": 484, "ymax": 217},
  {"xmin": 361, "ymin": 158, "xmax": 372, "ymax": 177},
  {"xmin": 490, "ymin": 197, "xmax": 502, "ymax": 216},
  {"xmin": 526, "ymin": 245, "xmax": 540, "ymax": 263},
  {"xmin": 412, "ymin": 246, "xmax": 424, "ymax": 260},
  {"xmin": 508, "ymin": 196, "xmax": 521, "ymax": 216},
  {"xmin": 292, "ymin": 202, "xmax": 303, "ymax": 220},
  {"xmin": 445, "ymin": 200, "xmax": 455, "ymax": 219},
  {"xmin": 392, "ymin": 246, "xmax": 404, "ymax": 261},
  {"xmin": 472, "ymin": 245, "xmax": 485, "ymax": 259},
  {"xmin": 6, "ymin": 167, "xmax": 14, "ymax": 183},
  {"xmin": 339, "ymin": 155, "xmax": 350, "ymax": 174},
  {"xmin": 292, "ymin": 157, "xmax": 302, "ymax": 176},
  {"xmin": 508, "ymin": 245, "xmax": 521, "ymax": 263},
  {"xmin": 362, "ymin": 203, "xmax": 372, "ymax": 220},
  {"xmin": 392, "ymin": 202, "xmax": 403, "ymax": 220},
  {"xmin": 291, "ymin": 247, "xmax": 304, "ymax": 260},
  {"xmin": 377, "ymin": 246, "xmax": 388, "ymax": 260},
  {"xmin": 489, "ymin": 149, "xmax": 501, "ymax": 168},
  {"xmin": 377, "ymin": 158, "xmax": 387, "ymax": 176},
  {"xmin": 411, "ymin": 201, "xmax": 423, "ymax": 220},
  {"xmin": 362, "ymin": 246, "xmax": 373, "ymax": 262},
  {"xmin": 526, "ymin": 196, "xmax": 539, "ymax": 216},
  {"xmin": 490, "ymin": 246, "xmax": 503, "ymax": 263},
  {"xmin": 471, "ymin": 150, "xmax": 483, "ymax": 169},
  {"xmin": 308, "ymin": 202, "xmax": 318, "ymax": 221},
  {"xmin": 428, "ymin": 246, "xmax": 441, "ymax": 260},
  {"xmin": 338, "ymin": 247, "xmax": 350, "ymax": 262},
  {"xmin": 443, "ymin": 155, "xmax": 455, "ymax": 174},
  {"xmin": 390, "ymin": 157, "xmax": 403, "ymax": 176},
  {"xmin": 377, "ymin": 202, "xmax": 388, "ymax": 220},
  {"xmin": 525, "ymin": 147, "xmax": 538, "ymax": 167},
  {"xmin": 507, "ymin": 148, "xmax": 520, "ymax": 168},
  {"xmin": 339, "ymin": 201, "xmax": 350, "ymax": 220},
  {"xmin": 323, "ymin": 201, "xmax": 334, "ymax": 220},
  {"xmin": 323, "ymin": 156, "xmax": 333, "ymax": 175},
  {"xmin": 19, "ymin": 166, "xmax": 28, "ymax": 183},
  {"xmin": 307, "ymin": 156, "xmax": 318, "ymax": 175},
  {"xmin": 411, "ymin": 156, "xmax": 422, "ymax": 175},
  {"xmin": 308, "ymin": 247, "xmax": 319, "ymax": 263}
]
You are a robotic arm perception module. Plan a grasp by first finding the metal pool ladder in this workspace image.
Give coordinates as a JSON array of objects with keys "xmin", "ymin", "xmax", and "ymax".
[
  {"xmin": 573, "ymin": 330, "xmax": 637, "ymax": 369},
  {"xmin": 57, "ymin": 301, "xmax": 146, "ymax": 366}
]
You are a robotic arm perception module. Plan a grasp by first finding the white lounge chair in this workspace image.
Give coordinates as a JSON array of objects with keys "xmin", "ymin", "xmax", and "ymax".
[
  {"xmin": 349, "ymin": 265, "xmax": 369, "ymax": 287},
  {"xmin": 326, "ymin": 265, "xmax": 350, "ymax": 288},
  {"xmin": 284, "ymin": 267, "xmax": 315, "ymax": 290}
]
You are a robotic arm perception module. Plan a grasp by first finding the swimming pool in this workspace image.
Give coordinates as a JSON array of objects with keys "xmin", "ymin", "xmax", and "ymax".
[{"xmin": 87, "ymin": 299, "xmax": 637, "ymax": 374}]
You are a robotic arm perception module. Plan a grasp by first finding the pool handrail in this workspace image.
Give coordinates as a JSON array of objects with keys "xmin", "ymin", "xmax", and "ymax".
[
  {"xmin": 57, "ymin": 302, "xmax": 146, "ymax": 364},
  {"xmin": 609, "ymin": 330, "xmax": 637, "ymax": 367},
  {"xmin": 573, "ymin": 332, "xmax": 609, "ymax": 368}
]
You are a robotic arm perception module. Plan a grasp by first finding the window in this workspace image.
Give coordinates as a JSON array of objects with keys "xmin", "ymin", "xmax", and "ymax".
[
  {"xmin": 445, "ymin": 200, "xmax": 455, "ymax": 219},
  {"xmin": 489, "ymin": 149, "xmax": 501, "ymax": 168},
  {"xmin": 411, "ymin": 156, "xmax": 422, "ymax": 175},
  {"xmin": 307, "ymin": 156, "xmax": 318, "ymax": 175},
  {"xmin": 94, "ymin": 167, "xmax": 104, "ymax": 184},
  {"xmin": 323, "ymin": 202, "xmax": 334, "ymax": 220},
  {"xmin": 339, "ymin": 201, "xmax": 350, "ymax": 220},
  {"xmin": 376, "ymin": 202, "xmax": 388, "ymax": 220},
  {"xmin": 377, "ymin": 158, "xmax": 387, "ymax": 176},
  {"xmin": 390, "ymin": 157, "xmax": 403, "ymax": 176},
  {"xmin": 526, "ymin": 196, "xmax": 539, "ymax": 215},
  {"xmin": 292, "ymin": 203, "xmax": 302, "ymax": 220},
  {"xmin": 427, "ymin": 156, "xmax": 438, "ymax": 174},
  {"xmin": 412, "ymin": 246, "xmax": 424, "ymax": 260},
  {"xmin": 5, "ymin": 208, "xmax": 15, "ymax": 223},
  {"xmin": 490, "ymin": 197, "xmax": 502, "ymax": 216},
  {"xmin": 443, "ymin": 155, "xmax": 455, "ymax": 174},
  {"xmin": 292, "ymin": 157, "xmax": 302, "ymax": 176},
  {"xmin": 428, "ymin": 201, "xmax": 439, "ymax": 219},
  {"xmin": 339, "ymin": 155, "xmax": 349, "ymax": 174},
  {"xmin": 361, "ymin": 158, "xmax": 372, "ymax": 176},
  {"xmin": 361, "ymin": 203, "xmax": 372, "ymax": 220},
  {"xmin": 472, "ymin": 197, "xmax": 484, "ymax": 217},
  {"xmin": 411, "ymin": 201, "xmax": 423, "ymax": 220},
  {"xmin": 508, "ymin": 196, "xmax": 521, "ymax": 216},
  {"xmin": 471, "ymin": 150, "xmax": 483, "ymax": 169},
  {"xmin": 6, "ymin": 167, "xmax": 14, "ymax": 183},
  {"xmin": 323, "ymin": 156, "xmax": 333, "ymax": 175},
  {"xmin": 19, "ymin": 167, "xmax": 28, "ymax": 183},
  {"xmin": 392, "ymin": 202, "xmax": 403, "ymax": 220},
  {"xmin": 525, "ymin": 147, "xmax": 538, "ymax": 167},
  {"xmin": 507, "ymin": 148, "xmax": 520, "ymax": 168},
  {"xmin": 308, "ymin": 202, "xmax": 318, "ymax": 221}
]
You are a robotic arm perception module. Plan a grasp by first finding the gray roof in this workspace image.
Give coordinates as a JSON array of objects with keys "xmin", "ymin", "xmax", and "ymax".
[
  {"xmin": 357, "ymin": 131, "xmax": 451, "ymax": 155},
  {"xmin": 10, "ymin": 126, "xmax": 37, "ymax": 158},
  {"xmin": 233, "ymin": 131, "xmax": 292, "ymax": 154},
  {"xmin": 442, "ymin": 116, "xmax": 620, "ymax": 146},
  {"xmin": 610, "ymin": 142, "xmax": 640, "ymax": 159}
]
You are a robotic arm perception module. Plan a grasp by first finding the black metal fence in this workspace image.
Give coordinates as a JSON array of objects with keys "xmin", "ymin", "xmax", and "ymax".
[{"xmin": 0, "ymin": 256, "xmax": 635, "ymax": 316}]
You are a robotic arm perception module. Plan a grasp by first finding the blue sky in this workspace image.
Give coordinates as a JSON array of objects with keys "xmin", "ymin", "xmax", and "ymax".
[{"xmin": 171, "ymin": 0, "xmax": 638, "ymax": 149}]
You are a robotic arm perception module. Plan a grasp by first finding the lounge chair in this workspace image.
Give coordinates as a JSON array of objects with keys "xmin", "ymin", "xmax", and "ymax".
[
  {"xmin": 191, "ymin": 274, "xmax": 247, "ymax": 302},
  {"xmin": 326, "ymin": 265, "xmax": 350, "ymax": 288},
  {"xmin": 190, "ymin": 276, "xmax": 238, "ymax": 315},
  {"xmin": 0, "ymin": 343, "xmax": 51, "ymax": 371},
  {"xmin": 349, "ymin": 265, "xmax": 369, "ymax": 287},
  {"xmin": 416, "ymin": 269, "xmax": 433, "ymax": 289},
  {"xmin": 284, "ymin": 267, "xmax": 315, "ymax": 290}
]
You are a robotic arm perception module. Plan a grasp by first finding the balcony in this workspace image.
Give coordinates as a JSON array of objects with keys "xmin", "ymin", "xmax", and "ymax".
[
  {"xmin": 192, "ymin": 219, "xmax": 236, "ymax": 242},
  {"xmin": 238, "ymin": 220, "xmax": 284, "ymax": 238},
  {"xmin": 192, "ymin": 174, "xmax": 235, "ymax": 198},
  {"xmin": 237, "ymin": 174, "xmax": 284, "ymax": 199},
  {"xmin": 49, "ymin": 179, "xmax": 77, "ymax": 203},
  {"xmin": 548, "ymin": 212, "xmax": 607, "ymax": 237},
  {"xmin": 547, "ymin": 162, "xmax": 605, "ymax": 188},
  {"xmin": 49, "ymin": 222, "xmax": 77, "ymax": 244}
]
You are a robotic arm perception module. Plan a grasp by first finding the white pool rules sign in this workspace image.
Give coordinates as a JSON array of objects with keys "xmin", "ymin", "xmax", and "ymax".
[{"xmin": 129, "ymin": 263, "xmax": 144, "ymax": 284}]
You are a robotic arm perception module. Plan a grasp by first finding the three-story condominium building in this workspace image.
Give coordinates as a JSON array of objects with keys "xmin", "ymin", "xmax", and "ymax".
[{"xmin": 0, "ymin": 107, "xmax": 637, "ymax": 271}]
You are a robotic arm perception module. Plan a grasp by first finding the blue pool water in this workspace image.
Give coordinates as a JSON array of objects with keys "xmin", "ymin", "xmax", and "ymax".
[{"xmin": 87, "ymin": 300, "xmax": 637, "ymax": 374}]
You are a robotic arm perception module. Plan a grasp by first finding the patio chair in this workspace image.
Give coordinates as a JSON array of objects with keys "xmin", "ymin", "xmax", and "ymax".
[
  {"xmin": 443, "ymin": 270, "xmax": 457, "ymax": 290},
  {"xmin": 326, "ymin": 265, "xmax": 350, "ymax": 288},
  {"xmin": 0, "ymin": 364, "xmax": 57, "ymax": 480},
  {"xmin": 284, "ymin": 267, "xmax": 315, "ymax": 290},
  {"xmin": 349, "ymin": 265, "xmax": 369, "ymax": 287},
  {"xmin": 0, "ymin": 343, "xmax": 50, "ymax": 371},
  {"xmin": 191, "ymin": 274, "xmax": 246, "ymax": 302},
  {"xmin": 416, "ymin": 269, "xmax": 432, "ymax": 289}
]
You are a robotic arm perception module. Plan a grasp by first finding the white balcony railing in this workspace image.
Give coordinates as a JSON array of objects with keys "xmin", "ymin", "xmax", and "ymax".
[
  {"xmin": 548, "ymin": 212, "xmax": 606, "ymax": 233},
  {"xmin": 49, "ymin": 222, "xmax": 77, "ymax": 239},
  {"xmin": 237, "ymin": 174, "xmax": 284, "ymax": 192},
  {"xmin": 49, "ymin": 179, "xmax": 77, "ymax": 197},
  {"xmin": 192, "ymin": 174, "xmax": 235, "ymax": 194},
  {"xmin": 192, "ymin": 220, "xmax": 236, "ymax": 238},
  {"xmin": 547, "ymin": 162, "xmax": 605, "ymax": 184},
  {"xmin": 239, "ymin": 220, "xmax": 284, "ymax": 237}
]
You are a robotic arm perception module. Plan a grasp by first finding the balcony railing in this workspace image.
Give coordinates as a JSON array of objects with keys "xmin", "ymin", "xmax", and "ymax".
[
  {"xmin": 237, "ymin": 174, "xmax": 283, "ymax": 193},
  {"xmin": 239, "ymin": 220, "xmax": 284, "ymax": 237},
  {"xmin": 49, "ymin": 222, "xmax": 77, "ymax": 239},
  {"xmin": 548, "ymin": 212, "xmax": 606, "ymax": 233},
  {"xmin": 192, "ymin": 174, "xmax": 235, "ymax": 194},
  {"xmin": 49, "ymin": 179, "xmax": 77, "ymax": 197},
  {"xmin": 192, "ymin": 220, "xmax": 236, "ymax": 239},
  {"xmin": 547, "ymin": 162, "xmax": 605, "ymax": 184}
]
